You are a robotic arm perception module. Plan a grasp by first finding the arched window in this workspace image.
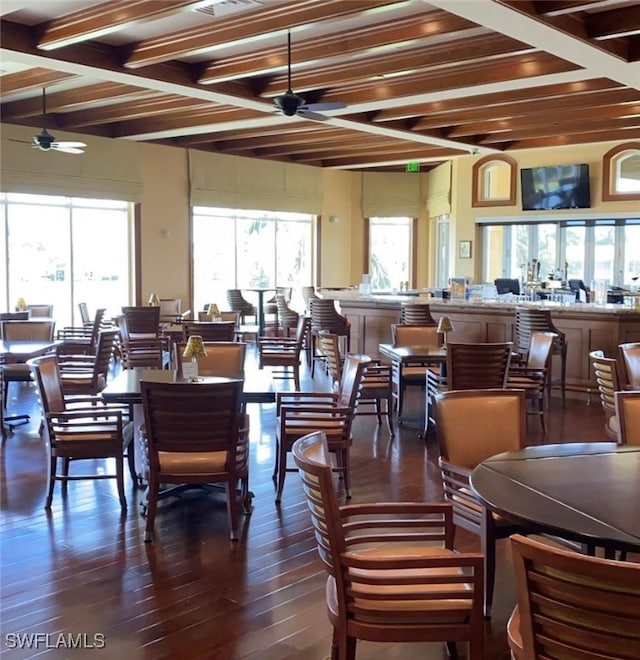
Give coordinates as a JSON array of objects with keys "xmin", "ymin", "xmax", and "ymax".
[
  {"xmin": 602, "ymin": 142, "xmax": 640, "ymax": 201},
  {"xmin": 471, "ymin": 154, "xmax": 516, "ymax": 207}
]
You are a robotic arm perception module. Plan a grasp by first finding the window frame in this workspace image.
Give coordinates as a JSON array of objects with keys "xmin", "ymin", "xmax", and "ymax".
[
  {"xmin": 602, "ymin": 142, "xmax": 640, "ymax": 202},
  {"xmin": 472, "ymin": 154, "xmax": 517, "ymax": 207}
]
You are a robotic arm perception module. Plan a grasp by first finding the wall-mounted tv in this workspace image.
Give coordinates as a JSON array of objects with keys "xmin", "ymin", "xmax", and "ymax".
[{"xmin": 520, "ymin": 163, "xmax": 591, "ymax": 211}]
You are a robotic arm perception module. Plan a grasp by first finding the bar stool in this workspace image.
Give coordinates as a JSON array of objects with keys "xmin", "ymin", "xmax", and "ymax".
[
  {"xmin": 514, "ymin": 307, "xmax": 567, "ymax": 406},
  {"xmin": 400, "ymin": 303, "xmax": 437, "ymax": 326},
  {"xmin": 310, "ymin": 299, "xmax": 350, "ymax": 377}
]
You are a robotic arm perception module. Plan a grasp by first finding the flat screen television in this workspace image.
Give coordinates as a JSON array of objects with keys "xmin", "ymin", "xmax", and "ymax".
[{"xmin": 520, "ymin": 163, "xmax": 590, "ymax": 211}]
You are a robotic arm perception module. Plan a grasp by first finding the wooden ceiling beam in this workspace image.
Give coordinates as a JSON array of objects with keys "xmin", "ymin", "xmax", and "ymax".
[
  {"xmin": 0, "ymin": 68, "xmax": 76, "ymax": 96},
  {"xmin": 371, "ymin": 78, "xmax": 619, "ymax": 122},
  {"xmin": 509, "ymin": 126, "xmax": 640, "ymax": 149},
  {"xmin": 585, "ymin": 5, "xmax": 640, "ymax": 40},
  {"xmin": 198, "ymin": 10, "xmax": 478, "ymax": 84},
  {"xmin": 478, "ymin": 117, "xmax": 640, "ymax": 143},
  {"xmin": 531, "ymin": 1, "xmax": 626, "ymax": 16},
  {"xmin": 36, "ymin": 1, "xmax": 205, "ymax": 51},
  {"xmin": 124, "ymin": 0, "xmax": 393, "ymax": 68},
  {"xmin": 413, "ymin": 89, "xmax": 640, "ymax": 130},
  {"xmin": 1, "ymin": 83, "xmax": 152, "ymax": 119},
  {"xmin": 257, "ymin": 35, "xmax": 532, "ymax": 97}
]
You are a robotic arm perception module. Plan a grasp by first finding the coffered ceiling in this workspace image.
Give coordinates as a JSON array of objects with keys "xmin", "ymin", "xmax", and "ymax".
[{"xmin": 1, "ymin": 0, "xmax": 639, "ymax": 171}]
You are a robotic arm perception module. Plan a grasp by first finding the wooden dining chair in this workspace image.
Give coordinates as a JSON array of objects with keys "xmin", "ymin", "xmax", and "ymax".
[
  {"xmin": 618, "ymin": 341, "xmax": 640, "ymax": 389},
  {"xmin": 257, "ymin": 315, "xmax": 308, "ymax": 389},
  {"xmin": 507, "ymin": 533, "xmax": 640, "ymax": 660},
  {"xmin": 275, "ymin": 354, "xmax": 368, "ymax": 503},
  {"xmin": 174, "ymin": 341, "xmax": 246, "ymax": 379},
  {"xmin": 399, "ymin": 303, "xmax": 437, "ymax": 326},
  {"xmin": 589, "ymin": 349, "xmax": 620, "ymax": 442},
  {"xmin": 57, "ymin": 307, "xmax": 106, "ymax": 356},
  {"xmin": 292, "ymin": 431, "xmax": 485, "ymax": 660},
  {"xmin": 614, "ymin": 390, "xmax": 640, "ymax": 445},
  {"xmin": 26, "ymin": 304, "xmax": 53, "ymax": 318},
  {"xmin": 390, "ymin": 323, "xmax": 440, "ymax": 419},
  {"xmin": 506, "ymin": 331, "xmax": 556, "ymax": 433},
  {"xmin": 182, "ymin": 320, "xmax": 237, "ymax": 342},
  {"xmin": 140, "ymin": 379, "xmax": 249, "ymax": 542},
  {"xmin": 432, "ymin": 388, "xmax": 530, "ymax": 617},
  {"xmin": 29, "ymin": 355, "xmax": 135, "ymax": 512}
]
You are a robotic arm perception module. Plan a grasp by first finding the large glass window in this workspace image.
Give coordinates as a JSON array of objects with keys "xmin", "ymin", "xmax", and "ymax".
[
  {"xmin": 368, "ymin": 217, "xmax": 412, "ymax": 291},
  {"xmin": 1, "ymin": 193, "xmax": 132, "ymax": 324},
  {"xmin": 481, "ymin": 217, "xmax": 639, "ymax": 288},
  {"xmin": 192, "ymin": 207, "xmax": 314, "ymax": 312}
]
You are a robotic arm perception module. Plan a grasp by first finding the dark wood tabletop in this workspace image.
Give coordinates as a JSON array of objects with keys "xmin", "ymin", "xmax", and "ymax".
[
  {"xmin": 378, "ymin": 343, "xmax": 446, "ymax": 364},
  {"xmin": 102, "ymin": 367, "xmax": 275, "ymax": 406},
  {"xmin": 0, "ymin": 339, "xmax": 61, "ymax": 362},
  {"xmin": 470, "ymin": 442, "xmax": 640, "ymax": 553}
]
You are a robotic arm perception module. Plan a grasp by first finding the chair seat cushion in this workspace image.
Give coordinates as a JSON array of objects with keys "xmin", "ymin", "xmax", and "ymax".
[
  {"xmin": 157, "ymin": 450, "xmax": 228, "ymax": 474},
  {"xmin": 326, "ymin": 546, "xmax": 473, "ymax": 624}
]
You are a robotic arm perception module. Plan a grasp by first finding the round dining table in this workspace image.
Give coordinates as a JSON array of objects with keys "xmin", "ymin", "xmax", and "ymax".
[{"xmin": 470, "ymin": 442, "xmax": 640, "ymax": 557}]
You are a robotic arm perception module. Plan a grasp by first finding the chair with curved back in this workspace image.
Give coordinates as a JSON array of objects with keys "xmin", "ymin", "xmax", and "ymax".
[
  {"xmin": 301, "ymin": 285, "xmax": 319, "ymax": 313},
  {"xmin": 26, "ymin": 304, "xmax": 53, "ymax": 318},
  {"xmin": 182, "ymin": 321, "xmax": 237, "ymax": 342},
  {"xmin": 275, "ymin": 354, "xmax": 368, "ymax": 503},
  {"xmin": 506, "ymin": 331, "xmax": 556, "ymax": 433},
  {"xmin": 432, "ymin": 388, "xmax": 530, "ymax": 618},
  {"xmin": 174, "ymin": 341, "xmax": 246, "ymax": 379},
  {"xmin": 618, "ymin": 341, "xmax": 640, "ymax": 389},
  {"xmin": 263, "ymin": 286, "xmax": 292, "ymax": 320},
  {"xmin": 257, "ymin": 315, "xmax": 309, "ymax": 390},
  {"xmin": 514, "ymin": 307, "xmax": 567, "ymax": 405},
  {"xmin": 226, "ymin": 289, "xmax": 256, "ymax": 324},
  {"xmin": 507, "ymin": 533, "xmax": 640, "ymax": 660},
  {"xmin": 319, "ymin": 330, "xmax": 394, "ymax": 436},
  {"xmin": 140, "ymin": 379, "xmax": 249, "ymax": 542},
  {"xmin": 58, "ymin": 328, "xmax": 119, "ymax": 396},
  {"xmin": 275, "ymin": 294, "xmax": 300, "ymax": 337},
  {"xmin": 29, "ymin": 354, "xmax": 135, "ymax": 512},
  {"xmin": 158, "ymin": 298, "xmax": 182, "ymax": 324},
  {"xmin": 390, "ymin": 323, "xmax": 440, "ymax": 419},
  {"xmin": 292, "ymin": 431, "xmax": 485, "ymax": 660},
  {"xmin": 309, "ymin": 298, "xmax": 350, "ymax": 377},
  {"xmin": 614, "ymin": 390, "xmax": 640, "ymax": 446},
  {"xmin": 589, "ymin": 349, "xmax": 620, "ymax": 442},
  {"xmin": 121, "ymin": 305, "xmax": 161, "ymax": 338},
  {"xmin": 399, "ymin": 303, "xmax": 437, "ymax": 326},
  {"xmin": 57, "ymin": 307, "xmax": 106, "ymax": 356},
  {"xmin": 78, "ymin": 302, "xmax": 91, "ymax": 325}
]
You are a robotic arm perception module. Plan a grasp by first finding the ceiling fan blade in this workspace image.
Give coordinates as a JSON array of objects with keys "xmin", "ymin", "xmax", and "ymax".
[
  {"xmin": 7, "ymin": 138, "xmax": 33, "ymax": 145},
  {"xmin": 52, "ymin": 144, "xmax": 85, "ymax": 154},
  {"xmin": 297, "ymin": 109, "xmax": 330, "ymax": 122},
  {"xmin": 54, "ymin": 141, "xmax": 87, "ymax": 148},
  {"xmin": 302, "ymin": 102, "xmax": 346, "ymax": 112}
]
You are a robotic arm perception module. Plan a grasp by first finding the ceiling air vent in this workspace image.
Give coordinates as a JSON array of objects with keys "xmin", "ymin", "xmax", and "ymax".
[{"xmin": 195, "ymin": 0, "xmax": 262, "ymax": 18}]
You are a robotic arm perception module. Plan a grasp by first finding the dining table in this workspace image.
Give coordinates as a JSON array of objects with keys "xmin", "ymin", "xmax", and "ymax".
[
  {"xmin": 378, "ymin": 343, "xmax": 447, "ymax": 432},
  {"xmin": 1, "ymin": 338, "xmax": 62, "ymax": 435},
  {"xmin": 243, "ymin": 287, "xmax": 276, "ymax": 337},
  {"xmin": 102, "ymin": 366, "xmax": 276, "ymax": 408},
  {"xmin": 470, "ymin": 442, "xmax": 640, "ymax": 557}
]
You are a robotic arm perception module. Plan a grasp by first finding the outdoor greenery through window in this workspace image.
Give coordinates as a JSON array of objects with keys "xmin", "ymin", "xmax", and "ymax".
[
  {"xmin": 481, "ymin": 217, "xmax": 640, "ymax": 288},
  {"xmin": 368, "ymin": 217, "xmax": 412, "ymax": 291},
  {"xmin": 192, "ymin": 207, "xmax": 314, "ymax": 312},
  {"xmin": 0, "ymin": 193, "xmax": 132, "ymax": 325}
]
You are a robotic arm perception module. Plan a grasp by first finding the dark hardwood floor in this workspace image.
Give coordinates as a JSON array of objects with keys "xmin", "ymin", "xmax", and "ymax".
[{"xmin": 1, "ymin": 348, "xmax": 609, "ymax": 659}]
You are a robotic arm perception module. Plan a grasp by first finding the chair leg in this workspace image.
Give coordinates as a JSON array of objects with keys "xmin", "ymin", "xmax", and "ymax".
[
  {"xmin": 126, "ymin": 441, "xmax": 136, "ymax": 483},
  {"xmin": 61, "ymin": 458, "xmax": 70, "ymax": 495},
  {"xmin": 293, "ymin": 366, "xmax": 300, "ymax": 390},
  {"xmin": 144, "ymin": 477, "xmax": 159, "ymax": 542},
  {"xmin": 226, "ymin": 481, "xmax": 239, "ymax": 541},
  {"xmin": 45, "ymin": 455, "xmax": 57, "ymax": 509},
  {"xmin": 275, "ymin": 443, "xmax": 287, "ymax": 504},
  {"xmin": 115, "ymin": 455, "xmax": 127, "ymax": 512},
  {"xmin": 480, "ymin": 511, "xmax": 497, "ymax": 618}
]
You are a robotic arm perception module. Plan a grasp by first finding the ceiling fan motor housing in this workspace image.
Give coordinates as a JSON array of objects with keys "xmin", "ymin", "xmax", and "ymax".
[
  {"xmin": 275, "ymin": 91, "xmax": 305, "ymax": 116},
  {"xmin": 36, "ymin": 129, "xmax": 55, "ymax": 150}
]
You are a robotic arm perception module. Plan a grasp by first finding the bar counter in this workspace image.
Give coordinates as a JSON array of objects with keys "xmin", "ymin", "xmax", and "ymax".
[{"xmin": 327, "ymin": 292, "xmax": 640, "ymax": 396}]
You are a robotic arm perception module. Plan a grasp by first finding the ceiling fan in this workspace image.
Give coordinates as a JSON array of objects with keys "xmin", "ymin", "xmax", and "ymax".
[
  {"xmin": 273, "ymin": 32, "xmax": 346, "ymax": 121},
  {"xmin": 10, "ymin": 88, "xmax": 87, "ymax": 154}
]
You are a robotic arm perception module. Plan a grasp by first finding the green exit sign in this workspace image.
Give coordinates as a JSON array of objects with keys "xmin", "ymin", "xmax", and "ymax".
[{"xmin": 405, "ymin": 161, "xmax": 420, "ymax": 172}]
